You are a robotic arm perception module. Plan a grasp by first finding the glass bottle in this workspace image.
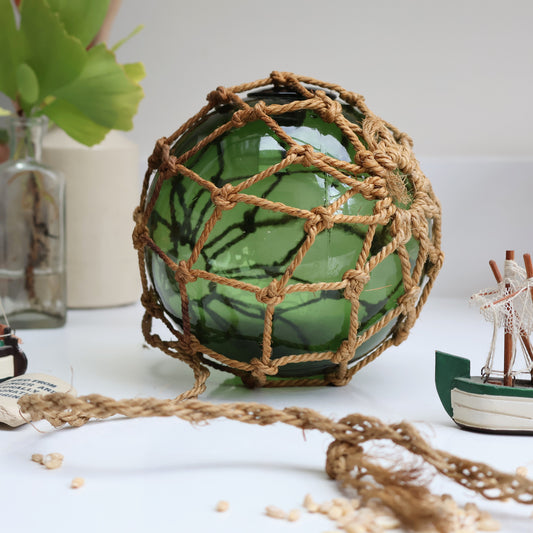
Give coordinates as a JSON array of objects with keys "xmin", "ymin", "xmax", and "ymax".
[{"xmin": 0, "ymin": 116, "xmax": 66, "ymax": 328}]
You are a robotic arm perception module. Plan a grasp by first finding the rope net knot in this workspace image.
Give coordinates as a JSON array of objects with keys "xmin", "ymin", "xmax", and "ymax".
[
  {"xmin": 134, "ymin": 71, "xmax": 443, "ymax": 389},
  {"xmin": 255, "ymin": 279, "xmax": 285, "ymax": 306},
  {"xmin": 287, "ymin": 143, "xmax": 316, "ymax": 167},
  {"xmin": 210, "ymin": 183, "xmax": 238, "ymax": 211},
  {"xmin": 342, "ymin": 269, "xmax": 371, "ymax": 300}
]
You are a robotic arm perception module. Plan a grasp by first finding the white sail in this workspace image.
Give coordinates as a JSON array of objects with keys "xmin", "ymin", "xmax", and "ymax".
[{"xmin": 470, "ymin": 259, "xmax": 533, "ymax": 380}]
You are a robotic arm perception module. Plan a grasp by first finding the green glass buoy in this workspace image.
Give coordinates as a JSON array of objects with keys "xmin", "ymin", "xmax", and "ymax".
[{"xmin": 141, "ymin": 73, "xmax": 442, "ymax": 384}]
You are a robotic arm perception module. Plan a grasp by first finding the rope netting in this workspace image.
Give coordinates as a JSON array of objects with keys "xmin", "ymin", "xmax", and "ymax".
[{"xmin": 132, "ymin": 71, "xmax": 444, "ymax": 391}]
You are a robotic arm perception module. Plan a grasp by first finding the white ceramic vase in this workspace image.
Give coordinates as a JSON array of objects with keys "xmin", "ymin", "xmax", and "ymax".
[{"xmin": 42, "ymin": 128, "xmax": 140, "ymax": 308}]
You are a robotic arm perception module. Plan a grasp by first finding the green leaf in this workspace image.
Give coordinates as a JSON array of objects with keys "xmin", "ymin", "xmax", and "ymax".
[
  {"xmin": 53, "ymin": 44, "xmax": 144, "ymax": 131},
  {"xmin": 45, "ymin": 0, "xmax": 111, "ymax": 48},
  {"xmin": 123, "ymin": 62, "xmax": 146, "ymax": 84},
  {"xmin": 0, "ymin": 0, "xmax": 21, "ymax": 99},
  {"xmin": 19, "ymin": 0, "xmax": 87, "ymax": 101},
  {"xmin": 16, "ymin": 63, "xmax": 39, "ymax": 107},
  {"xmin": 111, "ymin": 24, "xmax": 144, "ymax": 52},
  {"xmin": 41, "ymin": 99, "xmax": 110, "ymax": 146},
  {"xmin": 0, "ymin": 107, "xmax": 12, "ymax": 117}
]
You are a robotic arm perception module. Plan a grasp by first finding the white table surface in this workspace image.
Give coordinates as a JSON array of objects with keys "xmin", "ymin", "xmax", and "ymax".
[{"xmin": 1, "ymin": 296, "xmax": 533, "ymax": 532}]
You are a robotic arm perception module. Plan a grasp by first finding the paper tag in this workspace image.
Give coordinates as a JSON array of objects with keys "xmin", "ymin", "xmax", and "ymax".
[
  {"xmin": 0, "ymin": 355, "xmax": 14, "ymax": 380},
  {"xmin": 0, "ymin": 373, "xmax": 76, "ymax": 427}
]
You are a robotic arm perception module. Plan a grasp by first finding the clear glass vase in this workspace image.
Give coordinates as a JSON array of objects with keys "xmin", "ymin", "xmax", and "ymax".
[{"xmin": 0, "ymin": 116, "xmax": 66, "ymax": 328}]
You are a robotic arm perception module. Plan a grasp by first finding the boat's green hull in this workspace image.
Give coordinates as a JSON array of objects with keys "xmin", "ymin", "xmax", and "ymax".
[{"xmin": 435, "ymin": 351, "xmax": 533, "ymax": 434}]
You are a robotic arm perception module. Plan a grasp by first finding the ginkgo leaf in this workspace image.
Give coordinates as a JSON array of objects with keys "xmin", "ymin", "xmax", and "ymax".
[
  {"xmin": 0, "ymin": 0, "xmax": 145, "ymax": 147},
  {"xmin": 41, "ymin": 99, "xmax": 110, "ymax": 146},
  {"xmin": 111, "ymin": 24, "xmax": 144, "ymax": 52},
  {"xmin": 53, "ymin": 44, "xmax": 144, "ymax": 131},
  {"xmin": 19, "ymin": 0, "xmax": 87, "ymax": 101},
  {"xmin": 123, "ymin": 62, "xmax": 146, "ymax": 84},
  {"xmin": 0, "ymin": 0, "xmax": 21, "ymax": 99},
  {"xmin": 16, "ymin": 63, "xmax": 39, "ymax": 108},
  {"xmin": 46, "ymin": 0, "xmax": 111, "ymax": 48}
]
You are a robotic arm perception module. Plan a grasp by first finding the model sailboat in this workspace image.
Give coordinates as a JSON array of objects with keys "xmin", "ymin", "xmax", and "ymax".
[{"xmin": 436, "ymin": 250, "xmax": 533, "ymax": 433}]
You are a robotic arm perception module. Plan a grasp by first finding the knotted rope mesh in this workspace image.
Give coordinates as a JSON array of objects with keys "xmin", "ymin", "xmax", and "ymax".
[{"xmin": 132, "ymin": 71, "xmax": 443, "ymax": 391}]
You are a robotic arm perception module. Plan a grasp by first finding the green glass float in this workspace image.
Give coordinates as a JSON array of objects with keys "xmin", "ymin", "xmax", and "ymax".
[{"xmin": 135, "ymin": 71, "xmax": 443, "ymax": 388}]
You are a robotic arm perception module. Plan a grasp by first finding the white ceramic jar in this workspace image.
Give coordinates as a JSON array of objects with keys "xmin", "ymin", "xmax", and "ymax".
[{"xmin": 42, "ymin": 128, "xmax": 140, "ymax": 308}]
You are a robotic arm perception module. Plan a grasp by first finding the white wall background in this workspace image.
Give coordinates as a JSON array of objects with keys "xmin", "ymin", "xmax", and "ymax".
[
  {"xmin": 110, "ymin": 0, "xmax": 533, "ymax": 160},
  {"xmin": 108, "ymin": 0, "xmax": 533, "ymax": 298},
  {"xmin": 0, "ymin": 0, "xmax": 520, "ymax": 298}
]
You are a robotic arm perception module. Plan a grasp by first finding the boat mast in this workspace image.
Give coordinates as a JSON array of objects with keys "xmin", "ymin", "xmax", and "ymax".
[
  {"xmin": 503, "ymin": 251, "xmax": 515, "ymax": 386},
  {"xmin": 489, "ymin": 251, "xmax": 515, "ymax": 386}
]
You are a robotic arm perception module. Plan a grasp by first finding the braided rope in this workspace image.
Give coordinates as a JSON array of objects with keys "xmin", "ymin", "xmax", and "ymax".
[
  {"xmin": 18, "ymin": 394, "xmax": 533, "ymax": 532},
  {"xmin": 133, "ymin": 71, "xmax": 443, "ymax": 389}
]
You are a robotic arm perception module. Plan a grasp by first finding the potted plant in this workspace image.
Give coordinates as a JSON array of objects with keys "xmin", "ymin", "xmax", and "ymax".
[{"xmin": 0, "ymin": 0, "xmax": 145, "ymax": 321}]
